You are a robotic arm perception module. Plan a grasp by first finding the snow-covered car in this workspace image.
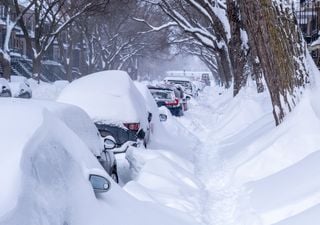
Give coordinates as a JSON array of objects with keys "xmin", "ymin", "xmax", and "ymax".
[
  {"xmin": 148, "ymin": 85, "xmax": 184, "ymax": 117},
  {"xmin": 0, "ymin": 78, "xmax": 11, "ymax": 97},
  {"xmin": 0, "ymin": 98, "xmax": 112, "ymax": 225},
  {"xmin": 164, "ymin": 76, "xmax": 197, "ymax": 97},
  {"xmin": 201, "ymin": 73, "xmax": 211, "ymax": 86},
  {"xmin": 58, "ymin": 70, "xmax": 151, "ymax": 148},
  {"xmin": 9, "ymin": 76, "xmax": 32, "ymax": 98},
  {"xmin": 192, "ymin": 80, "xmax": 206, "ymax": 93},
  {"xmin": 95, "ymin": 123, "xmax": 138, "ymax": 154},
  {"xmin": 35, "ymin": 100, "xmax": 119, "ymax": 182}
]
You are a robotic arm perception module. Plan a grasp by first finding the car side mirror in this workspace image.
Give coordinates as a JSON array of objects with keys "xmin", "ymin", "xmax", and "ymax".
[
  {"xmin": 104, "ymin": 138, "xmax": 116, "ymax": 150},
  {"xmin": 148, "ymin": 112, "xmax": 153, "ymax": 123},
  {"xmin": 159, "ymin": 113, "xmax": 167, "ymax": 122},
  {"xmin": 89, "ymin": 174, "xmax": 111, "ymax": 193}
]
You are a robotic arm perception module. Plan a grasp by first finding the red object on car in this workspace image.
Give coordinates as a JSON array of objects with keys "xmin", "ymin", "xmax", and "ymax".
[
  {"xmin": 165, "ymin": 98, "xmax": 179, "ymax": 106},
  {"xmin": 123, "ymin": 123, "xmax": 140, "ymax": 132}
]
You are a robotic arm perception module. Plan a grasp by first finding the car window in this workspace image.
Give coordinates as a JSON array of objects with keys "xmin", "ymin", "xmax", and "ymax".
[
  {"xmin": 150, "ymin": 90, "xmax": 173, "ymax": 100},
  {"xmin": 96, "ymin": 124, "xmax": 137, "ymax": 145},
  {"xmin": 167, "ymin": 80, "xmax": 191, "ymax": 89}
]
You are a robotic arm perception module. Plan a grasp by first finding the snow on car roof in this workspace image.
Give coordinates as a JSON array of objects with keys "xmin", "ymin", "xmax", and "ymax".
[
  {"xmin": 164, "ymin": 76, "xmax": 192, "ymax": 82},
  {"xmin": 58, "ymin": 70, "xmax": 148, "ymax": 128},
  {"xmin": 34, "ymin": 100, "xmax": 103, "ymax": 156}
]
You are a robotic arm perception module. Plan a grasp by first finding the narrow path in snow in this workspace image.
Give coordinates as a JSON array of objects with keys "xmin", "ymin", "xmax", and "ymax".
[{"xmin": 178, "ymin": 88, "xmax": 242, "ymax": 225}]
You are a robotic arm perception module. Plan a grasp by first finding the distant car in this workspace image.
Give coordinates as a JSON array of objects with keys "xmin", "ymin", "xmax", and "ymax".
[
  {"xmin": 9, "ymin": 76, "xmax": 32, "ymax": 98},
  {"xmin": 201, "ymin": 73, "xmax": 211, "ymax": 86},
  {"xmin": 173, "ymin": 84, "xmax": 188, "ymax": 111},
  {"xmin": 58, "ymin": 70, "xmax": 151, "ymax": 148},
  {"xmin": 164, "ymin": 76, "xmax": 197, "ymax": 97},
  {"xmin": 0, "ymin": 78, "xmax": 11, "ymax": 97},
  {"xmin": 148, "ymin": 85, "xmax": 184, "ymax": 117},
  {"xmin": 192, "ymin": 80, "xmax": 206, "ymax": 93},
  {"xmin": 34, "ymin": 100, "xmax": 119, "ymax": 183}
]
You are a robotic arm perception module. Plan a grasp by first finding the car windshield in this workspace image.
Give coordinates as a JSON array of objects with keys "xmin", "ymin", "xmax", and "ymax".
[
  {"xmin": 150, "ymin": 90, "xmax": 174, "ymax": 100},
  {"xmin": 95, "ymin": 123, "xmax": 137, "ymax": 145}
]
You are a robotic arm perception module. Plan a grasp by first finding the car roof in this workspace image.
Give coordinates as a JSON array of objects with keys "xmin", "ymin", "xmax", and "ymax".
[
  {"xmin": 164, "ymin": 76, "xmax": 192, "ymax": 82},
  {"xmin": 58, "ymin": 70, "xmax": 148, "ymax": 128},
  {"xmin": 148, "ymin": 85, "xmax": 174, "ymax": 91}
]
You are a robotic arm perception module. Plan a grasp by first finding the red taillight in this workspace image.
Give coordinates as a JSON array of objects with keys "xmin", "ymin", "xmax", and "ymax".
[
  {"xmin": 124, "ymin": 123, "xmax": 140, "ymax": 131},
  {"xmin": 165, "ymin": 98, "xmax": 179, "ymax": 106}
]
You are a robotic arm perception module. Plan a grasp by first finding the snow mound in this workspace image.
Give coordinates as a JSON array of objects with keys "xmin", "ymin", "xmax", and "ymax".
[
  {"xmin": 58, "ymin": 70, "xmax": 148, "ymax": 130},
  {"xmin": 124, "ymin": 147, "xmax": 205, "ymax": 223}
]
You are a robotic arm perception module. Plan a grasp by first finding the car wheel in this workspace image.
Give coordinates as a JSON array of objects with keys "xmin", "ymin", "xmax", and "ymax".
[{"xmin": 111, "ymin": 169, "xmax": 119, "ymax": 183}]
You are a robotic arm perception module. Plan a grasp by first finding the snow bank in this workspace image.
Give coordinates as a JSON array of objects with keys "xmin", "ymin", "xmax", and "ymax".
[
  {"xmin": 124, "ymin": 147, "xmax": 205, "ymax": 224},
  {"xmin": 0, "ymin": 98, "xmax": 202, "ymax": 225},
  {"xmin": 29, "ymin": 79, "xmax": 69, "ymax": 100},
  {"xmin": 227, "ymin": 55, "xmax": 320, "ymax": 225},
  {"xmin": 134, "ymin": 82, "xmax": 198, "ymax": 160}
]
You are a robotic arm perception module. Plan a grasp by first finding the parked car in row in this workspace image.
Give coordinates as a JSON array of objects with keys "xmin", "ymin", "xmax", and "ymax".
[
  {"xmin": 148, "ymin": 85, "xmax": 185, "ymax": 117},
  {"xmin": 0, "ymin": 78, "xmax": 11, "ymax": 97},
  {"xmin": 201, "ymin": 73, "xmax": 211, "ymax": 86},
  {"xmin": 0, "ymin": 98, "xmax": 113, "ymax": 224},
  {"xmin": 9, "ymin": 76, "xmax": 32, "ymax": 98},
  {"xmin": 0, "ymin": 76, "xmax": 32, "ymax": 98},
  {"xmin": 36, "ymin": 100, "xmax": 119, "ymax": 182},
  {"xmin": 164, "ymin": 76, "xmax": 198, "ymax": 97},
  {"xmin": 58, "ymin": 70, "xmax": 152, "ymax": 149}
]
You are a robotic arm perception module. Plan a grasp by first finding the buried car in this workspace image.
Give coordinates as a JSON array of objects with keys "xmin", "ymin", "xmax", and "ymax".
[
  {"xmin": 0, "ymin": 98, "xmax": 113, "ymax": 225},
  {"xmin": 9, "ymin": 76, "xmax": 32, "ymax": 98},
  {"xmin": 164, "ymin": 76, "xmax": 197, "ymax": 97},
  {"xmin": 35, "ymin": 100, "xmax": 119, "ymax": 182},
  {"xmin": 58, "ymin": 70, "xmax": 151, "ymax": 148},
  {"xmin": 0, "ymin": 78, "xmax": 11, "ymax": 97},
  {"xmin": 148, "ymin": 85, "xmax": 184, "ymax": 117}
]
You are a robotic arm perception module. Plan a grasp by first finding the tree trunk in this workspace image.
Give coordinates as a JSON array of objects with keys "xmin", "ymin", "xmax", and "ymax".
[
  {"xmin": 32, "ymin": 57, "xmax": 41, "ymax": 83},
  {"xmin": 0, "ymin": 54, "xmax": 11, "ymax": 80},
  {"xmin": 239, "ymin": 0, "xmax": 308, "ymax": 125},
  {"xmin": 216, "ymin": 47, "xmax": 232, "ymax": 89},
  {"xmin": 227, "ymin": 0, "xmax": 248, "ymax": 96}
]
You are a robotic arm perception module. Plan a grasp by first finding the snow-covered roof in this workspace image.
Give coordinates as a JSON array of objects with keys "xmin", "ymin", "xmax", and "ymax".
[
  {"xmin": 34, "ymin": 100, "xmax": 103, "ymax": 156},
  {"xmin": 58, "ymin": 70, "xmax": 148, "ymax": 129},
  {"xmin": 164, "ymin": 76, "xmax": 192, "ymax": 82}
]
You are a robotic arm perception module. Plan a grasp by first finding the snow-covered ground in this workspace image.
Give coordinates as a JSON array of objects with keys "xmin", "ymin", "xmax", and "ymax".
[
  {"xmin": 2, "ymin": 63, "xmax": 320, "ymax": 225},
  {"xmin": 122, "ymin": 62, "xmax": 320, "ymax": 225}
]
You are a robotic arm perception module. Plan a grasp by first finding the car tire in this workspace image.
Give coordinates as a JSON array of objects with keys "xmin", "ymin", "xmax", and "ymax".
[{"xmin": 111, "ymin": 169, "xmax": 119, "ymax": 183}]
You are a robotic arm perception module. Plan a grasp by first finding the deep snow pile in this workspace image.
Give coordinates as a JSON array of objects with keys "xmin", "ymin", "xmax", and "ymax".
[
  {"xmin": 0, "ymin": 98, "xmax": 201, "ymax": 225},
  {"xmin": 29, "ymin": 79, "xmax": 69, "ymax": 100},
  {"xmin": 134, "ymin": 81, "xmax": 199, "ymax": 160},
  {"xmin": 58, "ymin": 71, "xmax": 149, "ymax": 130},
  {"xmin": 124, "ymin": 54, "xmax": 320, "ymax": 225}
]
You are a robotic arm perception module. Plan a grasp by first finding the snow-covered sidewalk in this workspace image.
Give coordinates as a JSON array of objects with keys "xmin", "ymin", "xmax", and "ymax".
[{"xmin": 123, "ymin": 77, "xmax": 320, "ymax": 225}]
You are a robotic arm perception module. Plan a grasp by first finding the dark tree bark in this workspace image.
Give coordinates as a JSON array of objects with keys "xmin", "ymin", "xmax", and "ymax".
[
  {"xmin": 227, "ymin": 0, "xmax": 248, "ymax": 96},
  {"xmin": 0, "ymin": 54, "xmax": 11, "ymax": 80},
  {"xmin": 239, "ymin": 0, "xmax": 308, "ymax": 125}
]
